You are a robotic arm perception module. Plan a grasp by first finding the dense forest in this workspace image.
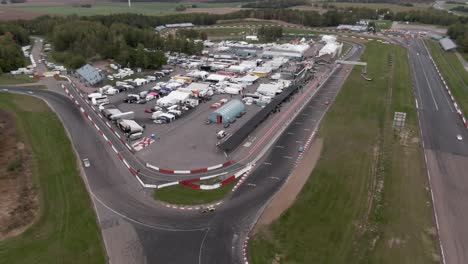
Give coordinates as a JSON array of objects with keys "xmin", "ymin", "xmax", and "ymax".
[{"xmin": 448, "ymin": 22, "xmax": 468, "ymax": 52}]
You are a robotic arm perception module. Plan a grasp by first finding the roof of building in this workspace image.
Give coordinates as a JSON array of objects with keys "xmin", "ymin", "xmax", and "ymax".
[
  {"xmin": 76, "ymin": 64, "xmax": 104, "ymax": 86},
  {"xmin": 439, "ymin": 38, "xmax": 457, "ymax": 51},
  {"xmin": 186, "ymin": 82, "xmax": 210, "ymax": 91},
  {"xmin": 429, "ymin": 33, "xmax": 443, "ymax": 40},
  {"xmin": 212, "ymin": 99, "xmax": 245, "ymax": 116},
  {"xmin": 207, "ymin": 74, "xmax": 229, "ymax": 82},
  {"xmin": 257, "ymin": 83, "xmax": 281, "ymax": 95},
  {"xmin": 237, "ymin": 74, "xmax": 259, "ymax": 82},
  {"xmin": 252, "ymin": 67, "xmax": 272, "ymax": 74},
  {"xmin": 165, "ymin": 23, "xmax": 194, "ymax": 28}
]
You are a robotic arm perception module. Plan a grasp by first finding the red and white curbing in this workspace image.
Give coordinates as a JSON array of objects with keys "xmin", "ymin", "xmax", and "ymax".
[
  {"xmin": 60, "ymin": 83, "xmax": 146, "ymax": 187},
  {"xmin": 156, "ymin": 165, "xmax": 253, "ymax": 190},
  {"xmin": 426, "ymin": 48, "xmax": 468, "ymax": 129},
  {"xmin": 232, "ymin": 165, "xmax": 254, "ymax": 192},
  {"xmin": 161, "ymin": 201, "xmax": 222, "ymax": 211},
  {"xmin": 146, "ymin": 160, "xmax": 233, "ymax": 175},
  {"xmin": 243, "ymin": 236, "xmax": 250, "ymax": 264},
  {"xmin": 132, "ymin": 137, "xmax": 155, "ymax": 151}
]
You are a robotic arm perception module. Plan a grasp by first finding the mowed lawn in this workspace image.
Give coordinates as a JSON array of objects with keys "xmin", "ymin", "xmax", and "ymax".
[
  {"xmin": 2, "ymin": 2, "xmax": 246, "ymax": 16},
  {"xmin": 426, "ymin": 40, "xmax": 468, "ymax": 117},
  {"xmin": 250, "ymin": 42, "xmax": 438, "ymax": 263},
  {"xmin": 0, "ymin": 94, "xmax": 105, "ymax": 264}
]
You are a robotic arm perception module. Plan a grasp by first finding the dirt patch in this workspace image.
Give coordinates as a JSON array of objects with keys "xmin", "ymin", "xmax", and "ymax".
[
  {"xmin": 0, "ymin": 109, "xmax": 38, "ymax": 241},
  {"xmin": 183, "ymin": 7, "xmax": 241, "ymax": 15},
  {"xmin": 0, "ymin": 8, "xmax": 46, "ymax": 21},
  {"xmin": 253, "ymin": 138, "xmax": 323, "ymax": 231}
]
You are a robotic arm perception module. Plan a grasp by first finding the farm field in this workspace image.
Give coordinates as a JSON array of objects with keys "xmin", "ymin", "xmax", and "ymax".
[
  {"xmin": 310, "ymin": 2, "xmax": 430, "ymax": 12},
  {"xmin": 250, "ymin": 42, "xmax": 438, "ymax": 264},
  {"xmin": 0, "ymin": 2, "xmax": 246, "ymax": 17},
  {"xmin": 0, "ymin": 93, "xmax": 105, "ymax": 264}
]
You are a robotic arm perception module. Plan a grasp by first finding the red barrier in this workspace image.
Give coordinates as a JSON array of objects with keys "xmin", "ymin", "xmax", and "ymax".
[{"xmin": 190, "ymin": 168, "xmax": 208, "ymax": 174}]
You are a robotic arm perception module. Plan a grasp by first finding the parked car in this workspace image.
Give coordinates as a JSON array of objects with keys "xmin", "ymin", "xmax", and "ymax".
[{"xmin": 83, "ymin": 158, "xmax": 90, "ymax": 168}]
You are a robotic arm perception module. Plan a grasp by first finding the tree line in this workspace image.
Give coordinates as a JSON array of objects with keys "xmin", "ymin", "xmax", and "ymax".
[
  {"xmin": 1, "ymin": 5, "xmax": 467, "ymax": 71},
  {"xmin": 0, "ymin": 33, "xmax": 26, "ymax": 74},
  {"xmin": 241, "ymin": 0, "xmax": 307, "ymax": 9},
  {"xmin": 257, "ymin": 26, "xmax": 283, "ymax": 42},
  {"xmin": 448, "ymin": 22, "xmax": 468, "ymax": 52},
  {"xmin": 0, "ymin": 23, "xmax": 28, "ymax": 74}
]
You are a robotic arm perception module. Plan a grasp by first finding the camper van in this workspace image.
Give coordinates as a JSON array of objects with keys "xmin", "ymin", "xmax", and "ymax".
[
  {"xmin": 128, "ymin": 132, "xmax": 143, "ymax": 140},
  {"xmin": 91, "ymin": 96, "xmax": 109, "ymax": 106}
]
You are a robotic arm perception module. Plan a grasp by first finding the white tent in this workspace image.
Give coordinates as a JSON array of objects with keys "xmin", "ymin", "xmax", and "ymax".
[
  {"xmin": 257, "ymin": 83, "xmax": 281, "ymax": 96},
  {"xmin": 236, "ymin": 74, "xmax": 259, "ymax": 85},
  {"xmin": 185, "ymin": 82, "xmax": 211, "ymax": 92},
  {"xmin": 321, "ymin": 35, "xmax": 337, "ymax": 43},
  {"xmin": 157, "ymin": 91, "xmax": 190, "ymax": 106},
  {"xmin": 207, "ymin": 74, "xmax": 229, "ymax": 83},
  {"xmin": 318, "ymin": 42, "xmax": 343, "ymax": 58}
]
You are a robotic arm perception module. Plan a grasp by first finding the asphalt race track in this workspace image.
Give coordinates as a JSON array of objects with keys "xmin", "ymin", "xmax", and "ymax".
[
  {"xmin": 407, "ymin": 38, "xmax": 468, "ymax": 264},
  {"xmin": 0, "ymin": 41, "xmax": 363, "ymax": 264}
]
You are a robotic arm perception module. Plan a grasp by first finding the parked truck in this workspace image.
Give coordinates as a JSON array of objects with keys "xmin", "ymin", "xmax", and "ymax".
[
  {"xmin": 92, "ymin": 96, "xmax": 109, "ymax": 106},
  {"xmin": 102, "ymin": 109, "xmax": 122, "ymax": 119},
  {"xmin": 118, "ymin": 119, "xmax": 144, "ymax": 134},
  {"xmin": 110, "ymin": 111, "xmax": 135, "ymax": 121}
]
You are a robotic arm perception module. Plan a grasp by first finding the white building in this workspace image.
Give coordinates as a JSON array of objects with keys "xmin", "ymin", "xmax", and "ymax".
[
  {"xmin": 318, "ymin": 42, "xmax": 343, "ymax": 58},
  {"xmin": 262, "ymin": 43, "xmax": 310, "ymax": 59}
]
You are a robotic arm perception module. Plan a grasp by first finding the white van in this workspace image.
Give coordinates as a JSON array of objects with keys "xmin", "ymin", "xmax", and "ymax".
[
  {"xmin": 128, "ymin": 132, "xmax": 143, "ymax": 140},
  {"xmin": 151, "ymin": 111, "xmax": 164, "ymax": 120},
  {"xmin": 160, "ymin": 113, "xmax": 176, "ymax": 122},
  {"xmin": 145, "ymin": 94, "xmax": 155, "ymax": 102},
  {"xmin": 167, "ymin": 105, "xmax": 179, "ymax": 111},
  {"xmin": 105, "ymin": 88, "xmax": 119, "ymax": 95},
  {"xmin": 146, "ymin": 76, "xmax": 157, "ymax": 82},
  {"xmin": 168, "ymin": 109, "xmax": 182, "ymax": 117},
  {"xmin": 92, "ymin": 96, "xmax": 109, "ymax": 106},
  {"xmin": 88, "ymin": 92, "xmax": 102, "ymax": 100},
  {"xmin": 139, "ymin": 91, "xmax": 148, "ymax": 98}
]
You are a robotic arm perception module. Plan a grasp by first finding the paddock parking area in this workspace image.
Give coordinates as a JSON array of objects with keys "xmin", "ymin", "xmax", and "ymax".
[{"xmin": 84, "ymin": 37, "xmax": 338, "ymax": 169}]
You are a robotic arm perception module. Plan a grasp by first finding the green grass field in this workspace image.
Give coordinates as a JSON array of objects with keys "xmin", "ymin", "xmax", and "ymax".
[
  {"xmin": 154, "ymin": 180, "xmax": 236, "ymax": 205},
  {"xmin": 443, "ymin": 3, "xmax": 468, "ymax": 16},
  {"xmin": 2, "ymin": 2, "xmax": 246, "ymax": 16},
  {"xmin": 0, "ymin": 93, "xmax": 105, "ymax": 264},
  {"xmin": 375, "ymin": 20, "xmax": 392, "ymax": 30},
  {"xmin": 0, "ymin": 74, "xmax": 37, "ymax": 85},
  {"xmin": 250, "ymin": 42, "xmax": 438, "ymax": 264},
  {"xmin": 200, "ymin": 27, "xmax": 254, "ymax": 37},
  {"xmin": 426, "ymin": 40, "xmax": 468, "ymax": 117},
  {"xmin": 216, "ymin": 20, "xmax": 277, "ymax": 26},
  {"xmin": 318, "ymin": 2, "xmax": 430, "ymax": 12}
]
